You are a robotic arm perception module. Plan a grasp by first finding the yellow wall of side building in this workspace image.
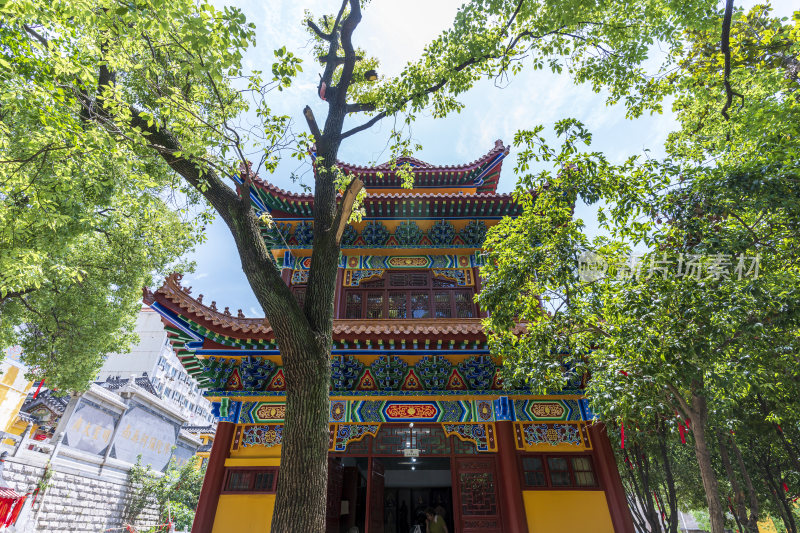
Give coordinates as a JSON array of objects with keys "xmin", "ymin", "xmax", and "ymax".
[
  {"xmin": 523, "ymin": 490, "xmax": 615, "ymax": 533},
  {"xmin": 0, "ymin": 356, "xmax": 33, "ymax": 443},
  {"xmin": 212, "ymin": 494, "xmax": 275, "ymax": 533},
  {"xmin": 212, "ymin": 457, "xmax": 280, "ymax": 532}
]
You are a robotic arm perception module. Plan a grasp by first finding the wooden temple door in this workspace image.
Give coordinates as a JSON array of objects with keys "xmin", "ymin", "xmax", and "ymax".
[
  {"xmin": 453, "ymin": 457, "xmax": 503, "ymax": 533},
  {"xmin": 367, "ymin": 458, "xmax": 385, "ymax": 532},
  {"xmin": 326, "ymin": 457, "xmax": 344, "ymax": 533}
]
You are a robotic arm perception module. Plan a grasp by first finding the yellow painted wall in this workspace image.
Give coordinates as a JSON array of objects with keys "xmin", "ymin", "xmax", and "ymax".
[
  {"xmin": 212, "ymin": 494, "xmax": 275, "ymax": 533},
  {"xmin": 523, "ymin": 490, "xmax": 615, "ymax": 533}
]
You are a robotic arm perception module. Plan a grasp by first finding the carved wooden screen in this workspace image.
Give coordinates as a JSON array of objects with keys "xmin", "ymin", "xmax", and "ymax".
[
  {"xmin": 372, "ymin": 425, "xmax": 450, "ymax": 455},
  {"xmin": 342, "ymin": 270, "xmax": 476, "ymax": 319},
  {"xmin": 326, "ymin": 457, "xmax": 344, "ymax": 533},
  {"xmin": 453, "ymin": 457, "xmax": 502, "ymax": 533}
]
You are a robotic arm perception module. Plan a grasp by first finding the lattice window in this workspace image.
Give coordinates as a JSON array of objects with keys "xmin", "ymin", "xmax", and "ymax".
[
  {"xmin": 372, "ymin": 426, "xmax": 409, "ymax": 455},
  {"xmin": 388, "ymin": 292, "xmax": 407, "ymax": 319},
  {"xmin": 415, "ymin": 426, "xmax": 450, "ymax": 454},
  {"xmin": 519, "ymin": 454, "xmax": 598, "ymax": 489},
  {"xmin": 223, "ymin": 468, "xmax": 279, "ymax": 493},
  {"xmin": 226, "ymin": 471, "xmax": 251, "ymax": 491},
  {"xmin": 372, "ymin": 426, "xmax": 450, "ymax": 455},
  {"xmin": 341, "ymin": 270, "xmax": 476, "ymax": 319},
  {"xmin": 345, "ymin": 293, "xmax": 362, "ymax": 319},
  {"xmin": 410, "ymin": 292, "xmax": 430, "ymax": 318},
  {"xmin": 547, "ymin": 457, "xmax": 571, "ymax": 486},
  {"xmin": 344, "ymin": 435, "xmax": 372, "ymax": 454},
  {"xmin": 452, "ymin": 435, "xmax": 479, "ymax": 455},
  {"xmin": 390, "ymin": 271, "xmax": 427, "ymax": 287},
  {"xmin": 254, "ymin": 470, "xmax": 277, "ymax": 491},
  {"xmin": 572, "ymin": 456, "xmax": 597, "ymax": 487},
  {"xmin": 521, "ymin": 456, "xmax": 546, "ymax": 487},
  {"xmin": 434, "ymin": 291, "xmax": 452, "ymax": 318},
  {"xmin": 454, "ymin": 290, "xmax": 475, "ymax": 318},
  {"xmin": 366, "ymin": 292, "xmax": 384, "ymax": 319}
]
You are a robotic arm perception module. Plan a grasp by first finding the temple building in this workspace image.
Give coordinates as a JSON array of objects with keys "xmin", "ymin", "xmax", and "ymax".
[{"xmin": 144, "ymin": 140, "xmax": 634, "ymax": 533}]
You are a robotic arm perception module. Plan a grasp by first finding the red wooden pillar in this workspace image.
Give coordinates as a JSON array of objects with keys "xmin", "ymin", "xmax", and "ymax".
[
  {"xmin": 472, "ymin": 266, "xmax": 487, "ymax": 318},
  {"xmin": 333, "ymin": 267, "xmax": 344, "ymax": 319},
  {"xmin": 589, "ymin": 423, "xmax": 635, "ymax": 533},
  {"xmin": 192, "ymin": 421, "xmax": 235, "ymax": 533},
  {"xmin": 496, "ymin": 421, "xmax": 528, "ymax": 533}
]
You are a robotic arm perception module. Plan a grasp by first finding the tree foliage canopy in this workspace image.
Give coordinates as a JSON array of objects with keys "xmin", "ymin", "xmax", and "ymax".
[
  {"xmin": 478, "ymin": 6, "xmax": 800, "ymax": 532},
  {"xmin": 4, "ymin": 0, "xmax": 799, "ymax": 530}
]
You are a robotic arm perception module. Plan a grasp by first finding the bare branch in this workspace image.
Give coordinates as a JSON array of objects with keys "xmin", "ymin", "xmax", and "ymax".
[
  {"xmin": 333, "ymin": 0, "xmax": 362, "ymax": 104},
  {"xmin": 307, "ymin": 19, "xmax": 333, "ymax": 42},
  {"xmin": 318, "ymin": 0, "xmax": 349, "ymax": 92},
  {"xmin": 303, "ymin": 105, "xmax": 322, "ymax": 142},
  {"xmin": 340, "ymin": 111, "xmax": 386, "ymax": 140}
]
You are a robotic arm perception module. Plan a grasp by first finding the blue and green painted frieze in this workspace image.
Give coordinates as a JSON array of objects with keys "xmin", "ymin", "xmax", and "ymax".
[
  {"xmin": 264, "ymin": 220, "xmax": 490, "ymax": 250},
  {"xmin": 212, "ymin": 397, "xmax": 593, "ymax": 425}
]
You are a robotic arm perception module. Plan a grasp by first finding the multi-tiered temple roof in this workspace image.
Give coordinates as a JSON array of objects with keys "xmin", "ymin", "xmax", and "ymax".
[
  {"xmin": 163, "ymin": 142, "xmax": 629, "ymax": 533},
  {"xmin": 144, "ymin": 141, "xmax": 585, "ymax": 424}
]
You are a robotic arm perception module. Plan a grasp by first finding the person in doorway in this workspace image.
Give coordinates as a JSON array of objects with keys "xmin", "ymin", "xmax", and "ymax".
[{"xmin": 425, "ymin": 507, "xmax": 448, "ymax": 533}]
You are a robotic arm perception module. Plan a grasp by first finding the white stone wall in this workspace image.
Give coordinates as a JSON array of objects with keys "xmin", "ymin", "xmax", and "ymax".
[{"xmin": 3, "ymin": 455, "xmax": 160, "ymax": 533}]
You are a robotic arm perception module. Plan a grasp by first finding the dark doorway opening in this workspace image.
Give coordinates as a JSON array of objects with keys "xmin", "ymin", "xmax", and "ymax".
[
  {"xmin": 328, "ymin": 456, "xmax": 369, "ymax": 533},
  {"xmin": 327, "ymin": 455, "xmax": 454, "ymax": 533},
  {"xmin": 379, "ymin": 457, "xmax": 453, "ymax": 533}
]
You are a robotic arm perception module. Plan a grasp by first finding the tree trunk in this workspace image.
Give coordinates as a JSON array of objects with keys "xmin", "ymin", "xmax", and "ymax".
[
  {"xmin": 619, "ymin": 446, "xmax": 649, "ymax": 533},
  {"xmin": 267, "ymin": 138, "xmax": 341, "ymax": 531},
  {"xmin": 690, "ymin": 393, "xmax": 727, "ymax": 533},
  {"xmin": 270, "ymin": 338, "xmax": 331, "ymax": 532},
  {"xmin": 657, "ymin": 426, "xmax": 679, "ymax": 533},
  {"xmin": 730, "ymin": 434, "xmax": 760, "ymax": 532},
  {"xmin": 718, "ymin": 431, "xmax": 754, "ymax": 532}
]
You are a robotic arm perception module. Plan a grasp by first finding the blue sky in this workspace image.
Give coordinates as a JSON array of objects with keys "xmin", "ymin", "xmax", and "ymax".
[{"xmin": 181, "ymin": 0, "xmax": 796, "ymax": 317}]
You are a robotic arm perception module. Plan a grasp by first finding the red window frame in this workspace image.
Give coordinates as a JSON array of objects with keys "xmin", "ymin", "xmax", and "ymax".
[
  {"xmin": 221, "ymin": 467, "xmax": 279, "ymax": 494},
  {"xmin": 518, "ymin": 454, "xmax": 600, "ymax": 490},
  {"xmin": 339, "ymin": 270, "xmax": 476, "ymax": 319}
]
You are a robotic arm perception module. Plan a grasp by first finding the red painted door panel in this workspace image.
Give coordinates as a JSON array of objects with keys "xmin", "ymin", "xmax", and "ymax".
[{"xmin": 454, "ymin": 457, "xmax": 503, "ymax": 533}]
